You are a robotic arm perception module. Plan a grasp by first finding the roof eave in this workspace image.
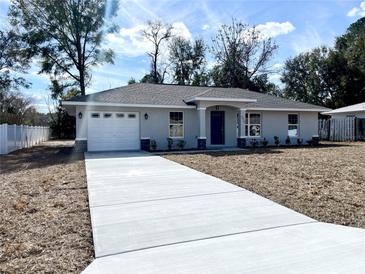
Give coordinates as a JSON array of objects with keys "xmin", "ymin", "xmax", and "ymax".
[
  {"xmin": 185, "ymin": 97, "xmax": 257, "ymax": 103},
  {"xmin": 248, "ymin": 107, "xmax": 330, "ymax": 112},
  {"xmin": 61, "ymin": 101, "xmax": 196, "ymax": 109},
  {"xmin": 322, "ymin": 109, "xmax": 364, "ymax": 115}
]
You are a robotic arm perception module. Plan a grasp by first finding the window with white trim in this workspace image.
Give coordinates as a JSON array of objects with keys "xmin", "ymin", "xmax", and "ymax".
[
  {"xmin": 245, "ymin": 113, "xmax": 261, "ymax": 137},
  {"xmin": 91, "ymin": 113, "xmax": 100, "ymax": 118},
  {"xmin": 169, "ymin": 112, "xmax": 183, "ymax": 138},
  {"xmin": 288, "ymin": 114, "xmax": 299, "ymax": 137}
]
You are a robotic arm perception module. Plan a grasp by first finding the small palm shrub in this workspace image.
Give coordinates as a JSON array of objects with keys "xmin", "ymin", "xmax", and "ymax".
[
  {"xmin": 261, "ymin": 138, "xmax": 268, "ymax": 147},
  {"xmin": 150, "ymin": 139, "xmax": 157, "ymax": 151},
  {"xmin": 250, "ymin": 139, "xmax": 259, "ymax": 148},
  {"xmin": 273, "ymin": 136, "xmax": 280, "ymax": 146},
  {"xmin": 285, "ymin": 136, "xmax": 291, "ymax": 145},
  {"xmin": 167, "ymin": 138, "xmax": 173, "ymax": 150},
  {"xmin": 177, "ymin": 140, "xmax": 186, "ymax": 150},
  {"xmin": 297, "ymin": 138, "xmax": 303, "ymax": 146}
]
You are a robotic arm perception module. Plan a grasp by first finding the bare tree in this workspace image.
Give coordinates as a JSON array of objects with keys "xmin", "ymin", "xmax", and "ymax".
[
  {"xmin": 211, "ymin": 18, "xmax": 278, "ymax": 88},
  {"xmin": 143, "ymin": 20, "xmax": 173, "ymax": 83}
]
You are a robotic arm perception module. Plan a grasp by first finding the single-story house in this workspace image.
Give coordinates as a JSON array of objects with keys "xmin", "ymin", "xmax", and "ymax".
[
  {"xmin": 322, "ymin": 102, "xmax": 365, "ymax": 119},
  {"xmin": 62, "ymin": 83, "xmax": 330, "ymax": 152}
]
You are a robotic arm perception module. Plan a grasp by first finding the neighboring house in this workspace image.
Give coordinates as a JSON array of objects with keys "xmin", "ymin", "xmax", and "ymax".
[
  {"xmin": 322, "ymin": 102, "xmax": 365, "ymax": 119},
  {"xmin": 62, "ymin": 83, "xmax": 329, "ymax": 152}
]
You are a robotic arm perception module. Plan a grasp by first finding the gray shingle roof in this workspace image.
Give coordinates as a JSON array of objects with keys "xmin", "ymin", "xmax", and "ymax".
[{"xmin": 66, "ymin": 83, "xmax": 329, "ymax": 111}]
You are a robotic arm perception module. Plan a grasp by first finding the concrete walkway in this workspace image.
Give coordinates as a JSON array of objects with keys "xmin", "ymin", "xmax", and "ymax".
[{"xmin": 83, "ymin": 152, "xmax": 365, "ymax": 273}]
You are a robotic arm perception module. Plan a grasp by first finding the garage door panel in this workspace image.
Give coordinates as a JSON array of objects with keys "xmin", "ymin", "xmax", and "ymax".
[{"xmin": 88, "ymin": 112, "xmax": 140, "ymax": 152}]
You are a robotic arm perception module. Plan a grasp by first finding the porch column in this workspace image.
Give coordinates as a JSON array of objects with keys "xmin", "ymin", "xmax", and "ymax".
[
  {"xmin": 197, "ymin": 107, "xmax": 207, "ymax": 149},
  {"xmin": 237, "ymin": 108, "xmax": 247, "ymax": 148}
]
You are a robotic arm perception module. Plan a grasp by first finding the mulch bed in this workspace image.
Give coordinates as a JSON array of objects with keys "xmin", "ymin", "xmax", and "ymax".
[
  {"xmin": 0, "ymin": 141, "xmax": 93, "ymax": 274},
  {"xmin": 165, "ymin": 142, "xmax": 365, "ymax": 228}
]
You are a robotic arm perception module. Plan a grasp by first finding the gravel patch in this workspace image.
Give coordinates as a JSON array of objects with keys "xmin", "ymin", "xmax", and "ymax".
[
  {"xmin": 165, "ymin": 142, "xmax": 365, "ymax": 228},
  {"xmin": 0, "ymin": 141, "xmax": 93, "ymax": 274}
]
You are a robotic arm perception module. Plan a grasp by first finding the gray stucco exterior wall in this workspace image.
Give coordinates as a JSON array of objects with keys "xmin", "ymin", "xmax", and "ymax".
[{"xmin": 75, "ymin": 105, "xmax": 319, "ymax": 150}]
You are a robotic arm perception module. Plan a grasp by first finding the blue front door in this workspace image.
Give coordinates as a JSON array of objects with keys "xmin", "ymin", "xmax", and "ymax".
[{"xmin": 211, "ymin": 111, "xmax": 225, "ymax": 145}]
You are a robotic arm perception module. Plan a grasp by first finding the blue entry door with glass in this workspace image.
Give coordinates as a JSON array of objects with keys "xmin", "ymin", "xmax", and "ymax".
[{"xmin": 210, "ymin": 111, "xmax": 225, "ymax": 145}]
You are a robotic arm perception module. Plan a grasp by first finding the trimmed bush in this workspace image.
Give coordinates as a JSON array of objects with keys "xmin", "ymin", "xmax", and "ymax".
[
  {"xmin": 177, "ymin": 140, "xmax": 186, "ymax": 150},
  {"xmin": 261, "ymin": 138, "xmax": 269, "ymax": 147},
  {"xmin": 297, "ymin": 138, "xmax": 303, "ymax": 146},
  {"xmin": 285, "ymin": 136, "xmax": 291, "ymax": 145},
  {"xmin": 273, "ymin": 136, "xmax": 280, "ymax": 146},
  {"xmin": 150, "ymin": 139, "xmax": 157, "ymax": 151},
  {"xmin": 167, "ymin": 138, "xmax": 173, "ymax": 150},
  {"xmin": 250, "ymin": 139, "xmax": 259, "ymax": 148}
]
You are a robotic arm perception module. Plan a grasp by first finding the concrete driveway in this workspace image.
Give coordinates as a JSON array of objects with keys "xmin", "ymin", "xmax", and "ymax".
[{"xmin": 83, "ymin": 152, "xmax": 365, "ymax": 273}]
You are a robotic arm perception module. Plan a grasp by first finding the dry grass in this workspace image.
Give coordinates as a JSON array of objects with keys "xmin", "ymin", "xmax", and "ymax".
[
  {"xmin": 165, "ymin": 142, "xmax": 365, "ymax": 228},
  {"xmin": 0, "ymin": 141, "xmax": 93, "ymax": 274}
]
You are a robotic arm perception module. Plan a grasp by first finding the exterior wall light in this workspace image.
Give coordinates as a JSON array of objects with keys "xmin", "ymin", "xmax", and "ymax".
[
  {"xmin": 144, "ymin": 113, "xmax": 149, "ymax": 120},
  {"xmin": 78, "ymin": 112, "xmax": 83, "ymax": 119}
]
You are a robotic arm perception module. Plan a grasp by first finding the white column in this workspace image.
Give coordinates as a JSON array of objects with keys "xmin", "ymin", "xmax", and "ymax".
[
  {"xmin": 238, "ymin": 108, "xmax": 246, "ymax": 138},
  {"xmin": 198, "ymin": 108, "xmax": 206, "ymax": 139}
]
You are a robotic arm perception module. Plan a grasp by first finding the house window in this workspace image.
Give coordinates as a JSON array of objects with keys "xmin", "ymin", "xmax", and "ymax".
[
  {"xmin": 91, "ymin": 113, "xmax": 100, "ymax": 118},
  {"xmin": 245, "ymin": 113, "xmax": 261, "ymax": 137},
  {"xmin": 169, "ymin": 112, "xmax": 183, "ymax": 138},
  {"xmin": 103, "ymin": 113, "xmax": 112, "ymax": 118},
  {"xmin": 288, "ymin": 114, "xmax": 299, "ymax": 137}
]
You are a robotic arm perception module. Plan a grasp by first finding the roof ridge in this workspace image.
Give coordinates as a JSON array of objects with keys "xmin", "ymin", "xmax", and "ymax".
[{"xmin": 192, "ymin": 87, "xmax": 214, "ymax": 97}]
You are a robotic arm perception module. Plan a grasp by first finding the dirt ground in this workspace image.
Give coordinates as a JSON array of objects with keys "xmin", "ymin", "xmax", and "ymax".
[
  {"xmin": 0, "ymin": 141, "xmax": 93, "ymax": 274},
  {"xmin": 165, "ymin": 142, "xmax": 365, "ymax": 228}
]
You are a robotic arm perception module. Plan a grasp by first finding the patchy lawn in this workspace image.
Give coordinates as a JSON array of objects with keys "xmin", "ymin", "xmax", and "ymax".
[
  {"xmin": 165, "ymin": 142, "xmax": 365, "ymax": 228},
  {"xmin": 0, "ymin": 141, "xmax": 93, "ymax": 274}
]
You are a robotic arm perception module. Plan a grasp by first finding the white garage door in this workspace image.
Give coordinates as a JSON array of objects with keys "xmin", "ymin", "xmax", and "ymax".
[{"xmin": 87, "ymin": 111, "xmax": 140, "ymax": 151}]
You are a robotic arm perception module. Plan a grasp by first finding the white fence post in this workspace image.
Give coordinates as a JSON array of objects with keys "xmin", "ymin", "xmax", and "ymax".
[{"xmin": 0, "ymin": 124, "xmax": 8, "ymax": 154}]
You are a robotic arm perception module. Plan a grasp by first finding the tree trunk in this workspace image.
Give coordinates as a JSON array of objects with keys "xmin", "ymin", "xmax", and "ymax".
[
  {"xmin": 153, "ymin": 49, "xmax": 158, "ymax": 83},
  {"xmin": 79, "ymin": 68, "xmax": 86, "ymax": 96}
]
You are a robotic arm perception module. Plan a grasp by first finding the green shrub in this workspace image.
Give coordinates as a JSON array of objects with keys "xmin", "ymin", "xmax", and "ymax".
[
  {"xmin": 150, "ymin": 139, "xmax": 157, "ymax": 151},
  {"xmin": 285, "ymin": 136, "xmax": 291, "ymax": 145},
  {"xmin": 273, "ymin": 136, "xmax": 280, "ymax": 146},
  {"xmin": 177, "ymin": 140, "xmax": 186, "ymax": 150},
  {"xmin": 297, "ymin": 138, "xmax": 303, "ymax": 146},
  {"xmin": 261, "ymin": 138, "xmax": 268, "ymax": 147},
  {"xmin": 167, "ymin": 138, "xmax": 173, "ymax": 150},
  {"xmin": 250, "ymin": 139, "xmax": 259, "ymax": 148}
]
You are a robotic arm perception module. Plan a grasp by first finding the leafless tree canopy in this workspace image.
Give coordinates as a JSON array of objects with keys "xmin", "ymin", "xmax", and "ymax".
[
  {"xmin": 211, "ymin": 19, "xmax": 278, "ymax": 88},
  {"xmin": 142, "ymin": 20, "xmax": 173, "ymax": 83}
]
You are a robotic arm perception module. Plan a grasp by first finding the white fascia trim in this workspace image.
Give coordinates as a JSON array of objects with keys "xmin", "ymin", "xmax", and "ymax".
[
  {"xmin": 247, "ymin": 107, "xmax": 329, "ymax": 112},
  {"xmin": 75, "ymin": 138, "xmax": 87, "ymax": 141},
  {"xmin": 61, "ymin": 101, "xmax": 196, "ymax": 109},
  {"xmin": 186, "ymin": 97, "xmax": 257, "ymax": 103},
  {"xmin": 322, "ymin": 109, "xmax": 363, "ymax": 115}
]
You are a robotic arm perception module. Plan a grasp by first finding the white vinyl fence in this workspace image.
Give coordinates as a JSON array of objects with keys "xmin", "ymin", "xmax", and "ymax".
[{"xmin": 0, "ymin": 124, "xmax": 50, "ymax": 155}]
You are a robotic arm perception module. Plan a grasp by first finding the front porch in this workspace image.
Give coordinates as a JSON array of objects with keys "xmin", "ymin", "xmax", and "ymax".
[{"xmin": 196, "ymin": 103, "xmax": 252, "ymax": 150}]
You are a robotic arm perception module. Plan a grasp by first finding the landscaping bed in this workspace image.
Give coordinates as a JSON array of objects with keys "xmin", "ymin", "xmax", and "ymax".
[
  {"xmin": 165, "ymin": 142, "xmax": 365, "ymax": 228},
  {"xmin": 0, "ymin": 141, "xmax": 93, "ymax": 274}
]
